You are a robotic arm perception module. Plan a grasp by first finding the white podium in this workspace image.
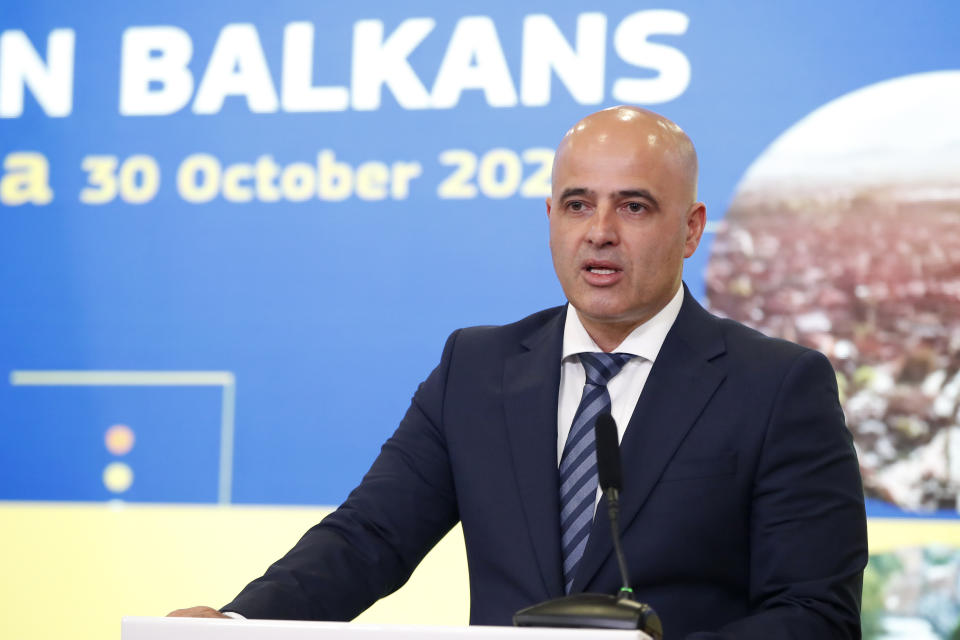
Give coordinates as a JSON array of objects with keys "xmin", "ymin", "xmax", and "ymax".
[{"xmin": 122, "ymin": 617, "xmax": 652, "ymax": 640}]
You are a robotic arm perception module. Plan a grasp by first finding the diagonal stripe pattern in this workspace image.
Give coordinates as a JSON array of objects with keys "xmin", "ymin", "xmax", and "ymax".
[{"xmin": 559, "ymin": 351, "xmax": 634, "ymax": 594}]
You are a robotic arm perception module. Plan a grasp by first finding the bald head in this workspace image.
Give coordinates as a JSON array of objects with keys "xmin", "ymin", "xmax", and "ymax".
[{"xmin": 554, "ymin": 106, "xmax": 699, "ymax": 203}]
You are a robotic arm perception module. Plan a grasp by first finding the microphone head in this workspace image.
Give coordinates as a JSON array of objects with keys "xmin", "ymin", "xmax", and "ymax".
[{"xmin": 594, "ymin": 413, "xmax": 622, "ymax": 491}]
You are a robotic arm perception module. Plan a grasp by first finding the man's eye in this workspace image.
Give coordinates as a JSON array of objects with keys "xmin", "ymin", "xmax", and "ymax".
[
  {"xmin": 626, "ymin": 202, "xmax": 645, "ymax": 213},
  {"xmin": 568, "ymin": 201, "xmax": 584, "ymax": 212}
]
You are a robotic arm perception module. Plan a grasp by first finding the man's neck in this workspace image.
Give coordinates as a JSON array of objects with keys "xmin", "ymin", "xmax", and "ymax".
[{"xmin": 578, "ymin": 316, "xmax": 648, "ymax": 353}]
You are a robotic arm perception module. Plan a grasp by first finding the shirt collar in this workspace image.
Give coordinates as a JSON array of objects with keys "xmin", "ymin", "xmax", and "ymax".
[{"xmin": 561, "ymin": 284, "xmax": 684, "ymax": 363}]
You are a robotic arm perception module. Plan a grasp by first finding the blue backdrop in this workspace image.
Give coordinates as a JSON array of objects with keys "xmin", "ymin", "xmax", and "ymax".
[{"xmin": 1, "ymin": 1, "xmax": 958, "ymax": 508}]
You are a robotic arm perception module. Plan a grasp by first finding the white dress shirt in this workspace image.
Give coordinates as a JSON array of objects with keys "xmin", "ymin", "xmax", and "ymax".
[{"xmin": 556, "ymin": 285, "xmax": 684, "ymax": 488}]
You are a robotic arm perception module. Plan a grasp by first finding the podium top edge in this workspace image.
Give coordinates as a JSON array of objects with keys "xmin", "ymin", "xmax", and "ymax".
[{"xmin": 121, "ymin": 617, "xmax": 649, "ymax": 640}]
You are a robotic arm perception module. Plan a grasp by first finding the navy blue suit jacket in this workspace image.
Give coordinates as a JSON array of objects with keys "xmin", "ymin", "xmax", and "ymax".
[{"xmin": 224, "ymin": 289, "xmax": 868, "ymax": 639}]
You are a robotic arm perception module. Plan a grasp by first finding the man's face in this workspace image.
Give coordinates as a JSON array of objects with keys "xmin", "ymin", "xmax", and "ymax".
[{"xmin": 547, "ymin": 116, "xmax": 705, "ymax": 337}]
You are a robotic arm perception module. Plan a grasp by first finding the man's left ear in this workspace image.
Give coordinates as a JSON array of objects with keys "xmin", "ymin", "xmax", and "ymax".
[{"xmin": 684, "ymin": 202, "xmax": 707, "ymax": 258}]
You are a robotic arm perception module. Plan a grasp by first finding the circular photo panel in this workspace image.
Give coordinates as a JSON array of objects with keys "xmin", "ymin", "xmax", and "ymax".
[{"xmin": 707, "ymin": 70, "xmax": 960, "ymax": 514}]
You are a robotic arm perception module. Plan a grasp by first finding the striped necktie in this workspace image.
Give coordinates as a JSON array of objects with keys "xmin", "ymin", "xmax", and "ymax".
[{"xmin": 559, "ymin": 351, "xmax": 634, "ymax": 594}]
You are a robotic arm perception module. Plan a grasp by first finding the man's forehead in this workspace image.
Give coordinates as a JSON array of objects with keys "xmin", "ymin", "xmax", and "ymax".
[
  {"xmin": 552, "ymin": 142, "xmax": 674, "ymax": 187},
  {"xmin": 555, "ymin": 143, "xmax": 668, "ymax": 170},
  {"xmin": 555, "ymin": 127, "xmax": 684, "ymax": 171}
]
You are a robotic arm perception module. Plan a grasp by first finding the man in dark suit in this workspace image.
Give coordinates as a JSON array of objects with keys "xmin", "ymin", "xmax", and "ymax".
[{"xmin": 171, "ymin": 107, "xmax": 867, "ymax": 638}]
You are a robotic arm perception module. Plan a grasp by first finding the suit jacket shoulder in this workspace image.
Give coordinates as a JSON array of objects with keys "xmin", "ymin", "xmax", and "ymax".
[{"xmin": 448, "ymin": 305, "xmax": 566, "ymax": 357}]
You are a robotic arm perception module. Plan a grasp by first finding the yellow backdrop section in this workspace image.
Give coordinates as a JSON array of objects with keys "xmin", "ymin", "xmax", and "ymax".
[
  {"xmin": 2, "ymin": 503, "xmax": 959, "ymax": 640},
  {"xmin": 0, "ymin": 502, "xmax": 469, "ymax": 640},
  {"xmin": 865, "ymin": 517, "xmax": 960, "ymax": 553}
]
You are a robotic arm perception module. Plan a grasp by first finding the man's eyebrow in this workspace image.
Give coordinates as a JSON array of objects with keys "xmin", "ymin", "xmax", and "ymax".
[
  {"xmin": 616, "ymin": 189, "xmax": 659, "ymax": 209},
  {"xmin": 559, "ymin": 187, "xmax": 592, "ymax": 200}
]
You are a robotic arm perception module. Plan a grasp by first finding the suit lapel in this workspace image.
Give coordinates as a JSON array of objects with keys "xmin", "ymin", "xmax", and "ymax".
[
  {"xmin": 573, "ymin": 290, "xmax": 727, "ymax": 592},
  {"xmin": 503, "ymin": 308, "xmax": 566, "ymax": 599}
]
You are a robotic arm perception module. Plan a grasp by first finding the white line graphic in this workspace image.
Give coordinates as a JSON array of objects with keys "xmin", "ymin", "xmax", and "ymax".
[{"xmin": 9, "ymin": 370, "xmax": 237, "ymax": 504}]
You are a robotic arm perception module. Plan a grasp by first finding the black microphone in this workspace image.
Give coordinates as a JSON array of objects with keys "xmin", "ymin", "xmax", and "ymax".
[
  {"xmin": 594, "ymin": 413, "xmax": 633, "ymax": 601},
  {"xmin": 595, "ymin": 413, "xmax": 622, "ymax": 493},
  {"xmin": 514, "ymin": 413, "xmax": 662, "ymax": 638}
]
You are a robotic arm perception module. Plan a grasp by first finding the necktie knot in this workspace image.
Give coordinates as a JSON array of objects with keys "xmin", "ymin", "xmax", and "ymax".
[{"xmin": 578, "ymin": 352, "xmax": 634, "ymax": 387}]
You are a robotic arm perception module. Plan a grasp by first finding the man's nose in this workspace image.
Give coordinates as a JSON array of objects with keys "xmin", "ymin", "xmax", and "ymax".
[{"xmin": 586, "ymin": 205, "xmax": 618, "ymax": 246}]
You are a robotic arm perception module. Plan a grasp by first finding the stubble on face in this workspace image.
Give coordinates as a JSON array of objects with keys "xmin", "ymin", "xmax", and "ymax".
[{"xmin": 547, "ymin": 106, "xmax": 705, "ymax": 351}]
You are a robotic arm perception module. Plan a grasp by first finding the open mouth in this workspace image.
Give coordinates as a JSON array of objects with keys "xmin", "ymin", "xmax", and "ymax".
[{"xmin": 584, "ymin": 261, "xmax": 622, "ymax": 275}]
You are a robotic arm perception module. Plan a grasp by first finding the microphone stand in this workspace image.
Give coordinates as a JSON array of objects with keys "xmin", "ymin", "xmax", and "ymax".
[{"xmin": 606, "ymin": 487, "xmax": 635, "ymax": 603}]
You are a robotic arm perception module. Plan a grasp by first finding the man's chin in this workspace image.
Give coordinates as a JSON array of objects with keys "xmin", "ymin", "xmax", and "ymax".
[{"xmin": 571, "ymin": 302, "xmax": 640, "ymax": 326}]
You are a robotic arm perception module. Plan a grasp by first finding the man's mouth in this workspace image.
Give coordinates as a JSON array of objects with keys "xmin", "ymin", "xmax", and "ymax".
[
  {"xmin": 582, "ymin": 261, "xmax": 623, "ymax": 284},
  {"xmin": 583, "ymin": 261, "xmax": 622, "ymax": 274},
  {"xmin": 586, "ymin": 267, "xmax": 618, "ymax": 275}
]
